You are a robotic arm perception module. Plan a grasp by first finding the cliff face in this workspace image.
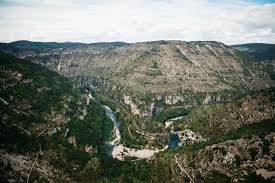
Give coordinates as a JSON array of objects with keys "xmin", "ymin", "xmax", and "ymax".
[{"xmin": 1, "ymin": 40, "xmax": 274, "ymax": 117}]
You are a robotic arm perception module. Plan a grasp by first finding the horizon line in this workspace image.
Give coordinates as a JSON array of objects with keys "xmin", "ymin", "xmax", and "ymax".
[{"xmin": 1, "ymin": 39, "xmax": 275, "ymax": 46}]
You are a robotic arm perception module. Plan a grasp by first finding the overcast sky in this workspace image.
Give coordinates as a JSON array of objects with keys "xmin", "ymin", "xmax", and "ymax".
[{"xmin": 0, "ymin": 0, "xmax": 274, "ymax": 44}]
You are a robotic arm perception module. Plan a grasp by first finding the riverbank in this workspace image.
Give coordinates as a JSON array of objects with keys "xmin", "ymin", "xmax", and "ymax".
[{"xmin": 102, "ymin": 104, "xmax": 167, "ymax": 160}]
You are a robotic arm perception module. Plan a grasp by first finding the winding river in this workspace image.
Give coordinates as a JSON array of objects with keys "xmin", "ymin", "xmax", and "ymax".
[
  {"xmin": 103, "ymin": 105, "xmax": 121, "ymax": 145},
  {"xmin": 102, "ymin": 105, "xmax": 163, "ymax": 160}
]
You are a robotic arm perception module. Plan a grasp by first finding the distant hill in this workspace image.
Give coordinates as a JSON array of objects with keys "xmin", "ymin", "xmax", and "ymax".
[
  {"xmin": 232, "ymin": 43, "xmax": 275, "ymax": 61},
  {"xmin": 89, "ymin": 41, "xmax": 129, "ymax": 47},
  {"xmin": 1, "ymin": 40, "xmax": 86, "ymax": 48},
  {"xmin": 0, "ymin": 40, "xmax": 128, "ymax": 55}
]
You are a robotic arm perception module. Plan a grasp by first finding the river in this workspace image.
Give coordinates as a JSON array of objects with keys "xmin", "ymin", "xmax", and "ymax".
[
  {"xmin": 102, "ymin": 105, "xmax": 164, "ymax": 160},
  {"xmin": 102, "ymin": 105, "xmax": 121, "ymax": 145}
]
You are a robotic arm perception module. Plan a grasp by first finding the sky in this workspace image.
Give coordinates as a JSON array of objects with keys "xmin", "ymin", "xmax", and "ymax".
[{"xmin": 0, "ymin": 0, "xmax": 274, "ymax": 44}]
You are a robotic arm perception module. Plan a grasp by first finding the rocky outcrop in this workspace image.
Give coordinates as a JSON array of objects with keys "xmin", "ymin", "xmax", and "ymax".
[
  {"xmin": 164, "ymin": 95, "xmax": 185, "ymax": 105},
  {"xmin": 123, "ymin": 91, "xmax": 233, "ymax": 117},
  {"xmin": 203, "ymin": 94, "xmax": 221, "ymax": 105},
  {"xmin": 123, "ymin": 95, "xmax": 142, "ymax": 116},
  {"xmin": 175, "ymin": 133, "xmax": 275, "ymax": 182},
  {"xmin": 47, "ymin": 127, "xmax": 62, "ymax": 136},
  {"xmin": 0, "ymin": 151, "xmax": 56, "ymax": 182}
]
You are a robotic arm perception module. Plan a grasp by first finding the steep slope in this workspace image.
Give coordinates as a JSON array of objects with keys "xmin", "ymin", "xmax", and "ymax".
[
  {"xmin": 173, "ymin": 88, "xmax": 275, "ymax": 137},
  {"xmin": 156, "ymin": 88, "xmax": 275, "ymax": 182},
  {"xmin": 0, "ymin": 52, "xmax": 114, "ymax": 182},
  {"xmin": 170, "ymin": 123, "xmax": 275, "ymax": 182},
  {"xmin": 0, "ymin": 40, "xmax": 273, "ymax": 119},
  {"xmin": 233, "ymin": 43, "xmax": 275, "ymax": 83}
]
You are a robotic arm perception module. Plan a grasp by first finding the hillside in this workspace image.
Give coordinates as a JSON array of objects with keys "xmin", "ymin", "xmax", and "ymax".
[
  {"xmin": 3, "ymin": 40, "xmax": 272, "ymax": 92},
  {"xmin": 0, "ymin": 52, "xmax": 114, "ymax": 182},
  {"xmin": 232, "ymin": 43, "xmax": 275, "ymax": 83},
  {"xmin": 0, "ymin": 40, "xmax": 274, "ymax": 120}
]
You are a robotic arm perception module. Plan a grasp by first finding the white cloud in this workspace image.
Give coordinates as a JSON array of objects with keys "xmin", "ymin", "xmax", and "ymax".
[{"xmin": 0, "ymin": 0, "xmax": 274, "ymax": 44}]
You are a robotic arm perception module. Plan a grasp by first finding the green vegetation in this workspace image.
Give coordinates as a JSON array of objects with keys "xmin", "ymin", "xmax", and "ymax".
[
  {"xmin": 261, "ymin": 138, "xmax": 271, "ymax": 155},
  {"xmin": 248, "ymin": 148, "xmax": 258, "ymax": 161},
  {"xmin": 236, "ymin": 51, "xmax": 255, "ymax": 78},
  {"xmin": 213, "ymin": 146, "xmax": 227, "ymax": 156},
  {"xmin": 171, "ymin": 118, "xmax": 275, "ymax": 154},
  {"xmin": 0, "ymin": 52, "xmax": 72, "ymax": 152},
  {"xmin": 235, "ymin": 155, "xmax": 241, "ymax": 167},
  {"xmin": 77, "ymin": 118, "xmax": 274, "ymax": 182},
  {"xmin": 0, "ymin": 51, "xmax": 112, "ymax": 148},
  {"xmin": 81, "ymin": 154, "xmax": 178, "ymax": 183},
  {"xmin": 0, "ymin": 52, "xmax": 114, "ymax": 180},
  {"xmin": 147, "ymin": 61, "xmax": 162, "ymax": 77},
  {"xmin": 174, "ymin": 88, "xmax": 275, "ymax": 137},
  {"xmin": 94, "ymin": 92, "xmax": 150, "ymax": 148},
  {"xmin": 241, "ymin": 171, "xmax": 272, "ymax": 183},
  {"xmin": 154, "ymin": 106, "xmax": 189, "ymax": 123},
  {"xmin": 0, "ymin": 124, "xmax": 41, "ymax": 153},
  {"xmin": 67, "ymin": 99, "xmax": 113, "ymax": 145},
  {"xmin": 197, "ymin": 171, "xmax": 231, "ymax": 183},
  {"xmin": 64, "ymin": 145, "xmax": 91, "ymax": 167}
]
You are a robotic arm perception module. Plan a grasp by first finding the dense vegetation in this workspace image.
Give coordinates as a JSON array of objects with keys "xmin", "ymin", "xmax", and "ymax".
[
  {"xmin": 0, "ymin": 52, "xmax": 113, "ymax": 181},
  {"xmin": 94, "ymin": 92, "xmax": 151, "ymax": 148},
  {"xmin": 154, "ymin": 106, "xmax": 189, "ymax": 123}
]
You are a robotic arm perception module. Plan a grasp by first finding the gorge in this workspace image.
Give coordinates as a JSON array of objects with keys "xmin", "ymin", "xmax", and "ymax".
[{"xmin": 1, "ymin": 41, "xmax": 275, "ymax": 182}]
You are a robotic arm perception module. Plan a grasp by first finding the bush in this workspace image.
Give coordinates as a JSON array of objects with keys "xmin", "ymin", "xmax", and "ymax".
[
  {"xmin": 248, "ymin": 148, "xmax": 258, "ymax": 161},
  {"xmin": 64, "ymin": 146, "xmax": 91, "ymax": 167},
  {"xmin": 261, "ymin": 139, "xmax": 270, "ymax": 155},
  {"xmin": 235, "ymin": 155, "xmax": 241, "ymax": 167},
  {"xmin": 155, "ymin": 107, "xmax": 189, "ymax": 123}
]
